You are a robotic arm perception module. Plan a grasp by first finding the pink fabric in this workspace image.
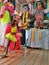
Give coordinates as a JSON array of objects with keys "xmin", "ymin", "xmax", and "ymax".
[
  {"xmin": 5, "ymin": 24, "xmax": 11, "ymax": 35},
  {"xmin": 0, "ymin": 1, "xmax": 14, "ymax": 18},
  {"xmin": 0, "ymin": 6, "xmax": 5, "ymax": 18},
  {"xmin": 9, "ymin": 32, "xmax": 21, "ymax": 50},
  {"xmin": 6, "ymin": 3, "xmax": 14, "ymax": 15},
  {"xmin": 4, "ymin": 0, "xmax": 8, "ymax": 3},
  {"xmin": 0, "ymin": 15, "xmax": 3, "ymax": 18},
  {"xmin": 1, "ymin": 6, "xmax": 6, "ymax": 14},
  {"xmin": 9, "ymin": 37, "xmax": 21, "ymax": 50}
]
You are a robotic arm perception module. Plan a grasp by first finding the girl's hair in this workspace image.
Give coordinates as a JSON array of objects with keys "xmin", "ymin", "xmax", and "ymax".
[
  {"xmin": 11, "ymin": 20, "xmax": 16, "ymax": 26},
  {"xmin": 36, "ymin": 1, "xmax": 44, "ymax": 8},
  {"xmin": 11, "ymin": 20, "xmax": 18, "ymax": 28},
  {"xmin": 1, "ymin": 0, "xmax": 4, "ymax": 3}
]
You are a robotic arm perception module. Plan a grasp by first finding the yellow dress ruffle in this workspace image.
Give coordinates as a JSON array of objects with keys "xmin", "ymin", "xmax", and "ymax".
[
  {"xmin": 5, "ymin": 33, "xmax": 17, "ymax": 42},
  {"xmin": 5, "ymin": 26, "xmax": 17, "ymax": 42},
  {"xmin": 11, "ymin": 26, "xmax": 17, "ymax": 33}
]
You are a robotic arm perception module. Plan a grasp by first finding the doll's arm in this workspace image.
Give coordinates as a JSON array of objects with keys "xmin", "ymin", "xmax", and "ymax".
[
  {"xmin": 0, "ymin": 5, "xmax": 6, "ymax": 18},
  {"xmin": 6, "ymin": 2, "xmax": 14, "ymax": 15}
]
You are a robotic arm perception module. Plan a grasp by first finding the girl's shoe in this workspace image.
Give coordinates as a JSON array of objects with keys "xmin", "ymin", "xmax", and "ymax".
[{"xmin": 2, "ymin": 55, "xmax": 8, "ymax": 58}]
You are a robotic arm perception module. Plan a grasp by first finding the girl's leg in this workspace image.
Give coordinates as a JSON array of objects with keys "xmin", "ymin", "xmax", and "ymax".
[
  {"xmin": 13, "ymin": 42, "xmax": 16, "ymax": 50},
  {"xmin": 2, "ymin": 40, "xmax": 11, "ymax": 58},
  {"xmin": 6, "ymin": 40, "xmax": 11, "ymax": 55}
]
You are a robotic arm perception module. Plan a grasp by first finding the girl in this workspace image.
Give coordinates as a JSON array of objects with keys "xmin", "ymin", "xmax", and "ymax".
[{"xmin": 2, "ymin": 19, "xmax": 21, "ymax": 58}]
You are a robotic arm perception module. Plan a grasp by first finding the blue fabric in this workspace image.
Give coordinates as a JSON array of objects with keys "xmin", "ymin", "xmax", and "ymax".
[
  {"xmin": 20, "ymin": 29, "xmax": 26, "ymax": 45},
  {"xmin": 47, "ymin": 13, "xmax": 49, "ymax": 18},
  {"xmin": 27, "ymin": 28, "xmax": 49, "ymax": 49}
]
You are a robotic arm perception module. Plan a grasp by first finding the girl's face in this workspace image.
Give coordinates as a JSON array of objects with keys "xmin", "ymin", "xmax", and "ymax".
[
  {"xmin": 16, "ymin": 16, "xmax": 20, "ymax": 23},
  {"xmin": 37, "ymin": 4, "xmax": 42, "ymax": 10},
  {"xmin": 0, "ymin": 0, "xmax": 3, "ymax": 2},
  {"xmin": 14, "ymin": 21, "xmax": 17, "ymax": 26}
]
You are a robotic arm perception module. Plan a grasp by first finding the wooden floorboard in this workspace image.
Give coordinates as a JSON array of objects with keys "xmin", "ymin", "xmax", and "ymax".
[
  {"xmin": 9, "ymin": 48, "xmax": 31, "ymax": 65},
  {"xmin": 16, "ymin": 49, "xmax": 38, "ymax": 65},
  {"xmin": 0, "ymin": 48, "xmax": 49, "ymax": 65},
  {"xmin": 32, "ymin": 50, "xmax": 43, "ymax": 65},
  {"xmin": 48, "ymin": 50, "xmax": 49, "ymax": 65},
  {"xmin": 41, "ymin": 50, "xmax": 48, "ymax": 65}
]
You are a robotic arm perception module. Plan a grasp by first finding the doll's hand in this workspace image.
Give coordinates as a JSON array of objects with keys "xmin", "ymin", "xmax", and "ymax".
[{"xmin": 26, "ymin": 19, "xmax": 30, "ymax": 24}]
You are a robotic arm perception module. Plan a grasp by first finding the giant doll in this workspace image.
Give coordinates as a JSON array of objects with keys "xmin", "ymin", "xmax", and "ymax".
[{"xmin": 0, "ymin": 0, "xmax": 14, "ymax": 47}]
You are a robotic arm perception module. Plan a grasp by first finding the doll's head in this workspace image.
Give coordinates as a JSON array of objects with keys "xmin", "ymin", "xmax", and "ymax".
[
  {"xmin": 36, "ymin": 1, "xmax": 44, "ymax": 10},
  {"xmin": 35, "ymin": 15, "xmax": 41, "ymax": 28},
  {"xmin": 23, "ymin": 4, "xmax": 29, "ymax": 13}
]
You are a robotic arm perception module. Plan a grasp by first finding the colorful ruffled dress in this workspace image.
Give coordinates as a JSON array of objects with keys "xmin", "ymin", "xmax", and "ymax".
[{"xmin": 5, "ymin": 24, "xmax": 21, "ymax": 50}]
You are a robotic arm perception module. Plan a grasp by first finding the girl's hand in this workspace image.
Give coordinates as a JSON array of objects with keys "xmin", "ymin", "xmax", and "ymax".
[{"xmin": 17, "ymin": 33, "xmax": 23, "ymax": 37}]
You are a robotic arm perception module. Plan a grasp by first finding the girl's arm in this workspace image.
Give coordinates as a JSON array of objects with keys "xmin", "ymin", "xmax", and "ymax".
[{"xmin": 5, "ymin": 24, "xmax": 11, "ymax": 35}]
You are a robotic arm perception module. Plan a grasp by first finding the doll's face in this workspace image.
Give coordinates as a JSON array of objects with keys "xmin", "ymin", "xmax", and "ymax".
[
  {"xmin": 23, "ymin": 7, "xmax": 28, "ymax": 13},
  {"xmin": 37, "ymin": 4, "xmax": 42, "ymax": 10},
  {"xmin": 0, "ymin": 0, "xmax": 3, "ymax": 2}
]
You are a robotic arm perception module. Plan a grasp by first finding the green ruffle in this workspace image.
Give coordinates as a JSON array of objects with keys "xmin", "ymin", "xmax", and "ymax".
[
  {"xmin": 1, "ymin": 10, "xmax": 11, "ymax": 23},
  {"xmin": 5, "ymin": 33, "xmax": 17, "ymax": 42}
]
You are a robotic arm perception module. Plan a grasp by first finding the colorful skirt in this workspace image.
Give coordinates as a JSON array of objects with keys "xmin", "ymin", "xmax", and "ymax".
[
  {"xmin": 5, "ymin": 32, "xmax": 21, "ymax": 50},
  {"xmin": 5, "ymin": 33, "xmax": 17, "ymax": 42}
]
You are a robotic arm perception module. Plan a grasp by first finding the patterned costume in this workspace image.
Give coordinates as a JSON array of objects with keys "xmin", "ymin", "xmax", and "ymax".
[{"xmin": 0, "ymin": 0, "xmax": 14, "ymax": 46}]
